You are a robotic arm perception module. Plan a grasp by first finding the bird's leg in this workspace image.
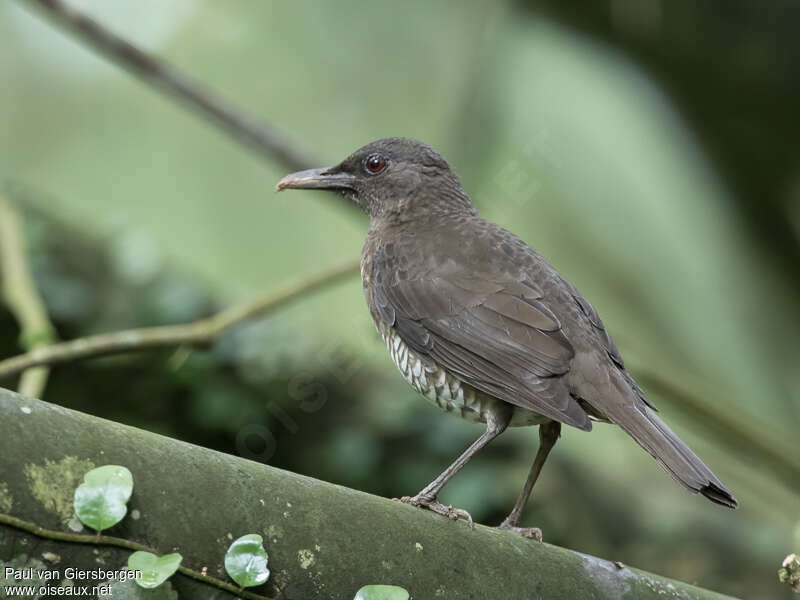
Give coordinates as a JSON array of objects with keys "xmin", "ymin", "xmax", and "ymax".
[
  {"xmin": 498, "ymin": 420, "xmax": 561, "ymax": 541},
  {"xmin": 399, "ymin": 407, "xmax": 511, "ymax": 526}
]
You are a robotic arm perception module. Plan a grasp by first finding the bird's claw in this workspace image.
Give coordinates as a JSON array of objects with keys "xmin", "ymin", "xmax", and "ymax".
[
  {"xmin": 394, "ymin": 494, "xmax": 474, "ymax": 528},
  {"xmin": 497, "ymin": 521, "xmax": 543, "ymax": 542}
]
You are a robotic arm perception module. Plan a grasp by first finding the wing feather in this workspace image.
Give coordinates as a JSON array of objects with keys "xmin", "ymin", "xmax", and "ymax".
[{"xmin": 373, "ymin": 246, "xmax": 590, "ymax": 430}]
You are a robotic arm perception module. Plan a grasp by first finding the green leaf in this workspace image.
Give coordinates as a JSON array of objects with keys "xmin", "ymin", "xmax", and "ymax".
[
  {"xmin": 354, "ymin": 585, "xmax": 410, "ymax": 600},
  {"xmin": 73, "ymin": 465, "xmax": 133, "ymax": 532},
  {"xmin": 224, "ymin": 533, "xmax": 270, "ymax": 587},
  {"xmin": 128, "ymin": 552, "xmax": 183, "ymax": 589}
]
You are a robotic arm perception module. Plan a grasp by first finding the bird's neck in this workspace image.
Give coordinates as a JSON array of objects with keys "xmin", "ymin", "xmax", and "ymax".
[{"xmin": 369, "ymin": 187, "xmax": 477, "ymax": 229}]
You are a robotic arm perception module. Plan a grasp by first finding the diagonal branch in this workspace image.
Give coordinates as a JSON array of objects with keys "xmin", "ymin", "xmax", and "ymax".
[
  {"xmin": 0, "ymin": 196, "xmax": 57, "ymax": 397},
  {"xmin": 0, "ymin": 259, "xmax": 359, "ymax": 379},
  {"xmin": 20, "ymin": 0, "xmax": 320, "ymax": 174},
  {"xmin": 0, "ymin": 387, "xmax": 743, "ymax": 600}
]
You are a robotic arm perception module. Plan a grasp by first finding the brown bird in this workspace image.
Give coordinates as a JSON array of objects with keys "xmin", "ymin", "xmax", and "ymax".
[{"xmin": 277, "ymin": 137, "xmax": 737, "ymax": 539}]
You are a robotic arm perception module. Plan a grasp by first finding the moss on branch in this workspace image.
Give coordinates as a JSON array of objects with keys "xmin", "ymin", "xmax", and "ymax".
[{"xmin": 0, "ymin": 388, "xmax": 737, "ymax": 599}]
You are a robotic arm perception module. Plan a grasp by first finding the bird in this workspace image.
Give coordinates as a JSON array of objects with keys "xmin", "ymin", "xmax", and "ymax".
[{"xmin": 276, "ymin": 137, "xmax": 737, "ymax": 539}]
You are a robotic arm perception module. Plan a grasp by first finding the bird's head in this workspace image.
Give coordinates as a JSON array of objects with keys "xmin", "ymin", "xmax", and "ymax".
[{"xmin": 276, "ymin": 137, "xmax": 474, "ymax": 222}]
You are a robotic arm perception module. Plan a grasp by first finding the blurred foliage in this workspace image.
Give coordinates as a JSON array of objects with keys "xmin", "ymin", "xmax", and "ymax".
[
  {"xmin": 529, "ymin": 0, "xmax": 800, "ymax": 272},
  {"xmin": 1, "ymin": 1, "xmax": 799, "ymax": 598}
]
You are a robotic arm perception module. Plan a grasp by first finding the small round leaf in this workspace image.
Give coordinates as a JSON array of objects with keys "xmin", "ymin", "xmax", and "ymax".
[
  {"xmin": 128, "ymin": 551, "xmax": 183, "ymax": 589},
  {"xmin": 73, "ymin": 465, "xmax": 133, "ymax": 532},
  {"xmin": 224, "ymin": 534, "xmax": 270, "ymax": 587},
  {"xmin": 354, "ymin": 585, "xmax": 410, "ymax": 600}
]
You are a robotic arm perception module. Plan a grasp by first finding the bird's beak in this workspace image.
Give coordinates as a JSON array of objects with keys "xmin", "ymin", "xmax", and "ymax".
[{"xmin": 276, "ymin": 168, "xmax": 356, "ymax": 192}]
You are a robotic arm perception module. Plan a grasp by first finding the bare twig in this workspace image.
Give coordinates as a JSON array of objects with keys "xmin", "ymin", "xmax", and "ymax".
[
  {"xmin": 0, "ymin": 260, "xmax": 359, "ymax": 378},
  {"xmin": 0, "ymin": 196, "xmax": 57, "ymax": 397},
  {"xmin": 0, "ymin": 512, "xmax": 274, "ymax": 600},
  {"xmin": 21, "ymin": 0, "xmax": 320, "ymax": 174}
]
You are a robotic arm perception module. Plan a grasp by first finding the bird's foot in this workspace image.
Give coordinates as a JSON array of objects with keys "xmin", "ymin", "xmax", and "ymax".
[
  {"xmin": 497, "ymin": 519, "xmax": 542, "ymax": 542},
  {"xmin": 395, "ymin": 494, "xmax": 474, "ymax": 527}
]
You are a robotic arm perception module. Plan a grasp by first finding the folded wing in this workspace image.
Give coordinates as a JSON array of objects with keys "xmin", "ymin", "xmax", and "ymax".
[{"xmin": 372, "ymin": 247, "xmax": 591, "ymax": 430}]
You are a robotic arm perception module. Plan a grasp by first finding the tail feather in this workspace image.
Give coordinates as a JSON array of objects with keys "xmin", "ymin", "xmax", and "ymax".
[
  {"xmin": 640, "ymin": 408, "xmax": 737, "ymax": 508},
  {"xmin": 607, "ymin": 373, "xmax": 738, "ymax": 509}
]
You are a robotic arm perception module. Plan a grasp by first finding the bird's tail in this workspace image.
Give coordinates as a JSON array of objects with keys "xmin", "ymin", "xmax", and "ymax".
[{"xmin": 609, "ymin": 373, "xmax": 738, "ymax": 508}]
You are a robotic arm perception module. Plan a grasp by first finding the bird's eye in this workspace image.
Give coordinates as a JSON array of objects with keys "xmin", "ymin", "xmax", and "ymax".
[{"xmin": 364, "ymin": 154, "xmax": 387, "ymax": 174}]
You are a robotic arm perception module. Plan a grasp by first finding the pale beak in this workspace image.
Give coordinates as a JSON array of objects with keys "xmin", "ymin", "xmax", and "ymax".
[{"xmin": 276, "ymin": 168, "xmax": 357, "ymax": 192}]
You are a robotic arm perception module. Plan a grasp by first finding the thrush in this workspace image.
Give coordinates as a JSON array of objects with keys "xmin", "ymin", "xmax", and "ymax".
[{"xmin": 277, "ymin": 137, "xmax": 737, "ymax": 539}]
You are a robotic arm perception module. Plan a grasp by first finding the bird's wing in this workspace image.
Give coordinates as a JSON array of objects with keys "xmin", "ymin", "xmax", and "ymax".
[{"xmin": 372, "ymin": 247, "xmax": 591, "ymax": 430}]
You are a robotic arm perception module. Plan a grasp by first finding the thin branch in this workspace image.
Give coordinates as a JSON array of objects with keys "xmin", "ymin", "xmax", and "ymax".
[
  {"xmin": 0, "ymin": 196, "xmax": 57, "ymax": 397},
  {"xmin": 0, "ymin": 260, "xmax": 359, "ymax": 379},
  {"xmin": 21, "ymin": 0, "xmax": 320, "ymax": 174},
  {"xmin": 0, "ymin": 512, "xmax": 274, "ymax": 600}
]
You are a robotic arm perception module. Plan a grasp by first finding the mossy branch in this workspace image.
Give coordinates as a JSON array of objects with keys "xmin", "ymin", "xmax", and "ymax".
[{"xmin": 0, "ymin": 388, "xmax": 739, "ymax": 599}]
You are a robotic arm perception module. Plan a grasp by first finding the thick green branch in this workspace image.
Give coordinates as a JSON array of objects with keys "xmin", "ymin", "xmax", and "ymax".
[
  {"xmin": 0, "ymin": 388, "xmax": 738, "ymax": 599},
  {"xmin": 0, "ymin": 196, "xmax": 56, "ymax": 398},
  {"xmin": 0, "ymin": 260, "xmax": 359, "ymax": 379}
]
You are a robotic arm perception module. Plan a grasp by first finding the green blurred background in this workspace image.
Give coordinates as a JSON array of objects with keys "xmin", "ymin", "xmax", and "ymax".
[{"xmin": 1, "ymin": 1, "xmax": 799, "ymax": 598}]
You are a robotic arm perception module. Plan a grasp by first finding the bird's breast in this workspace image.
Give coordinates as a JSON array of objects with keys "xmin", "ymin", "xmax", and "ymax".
[{"xmin": 376, "ymin": 319, "xmax": 486, "ymax": 422}]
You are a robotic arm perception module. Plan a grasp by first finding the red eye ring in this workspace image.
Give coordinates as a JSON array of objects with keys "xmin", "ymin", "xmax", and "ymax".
[{"xmin": 364, "ymin": 153, "xmax": 387, "ymax": 174}]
